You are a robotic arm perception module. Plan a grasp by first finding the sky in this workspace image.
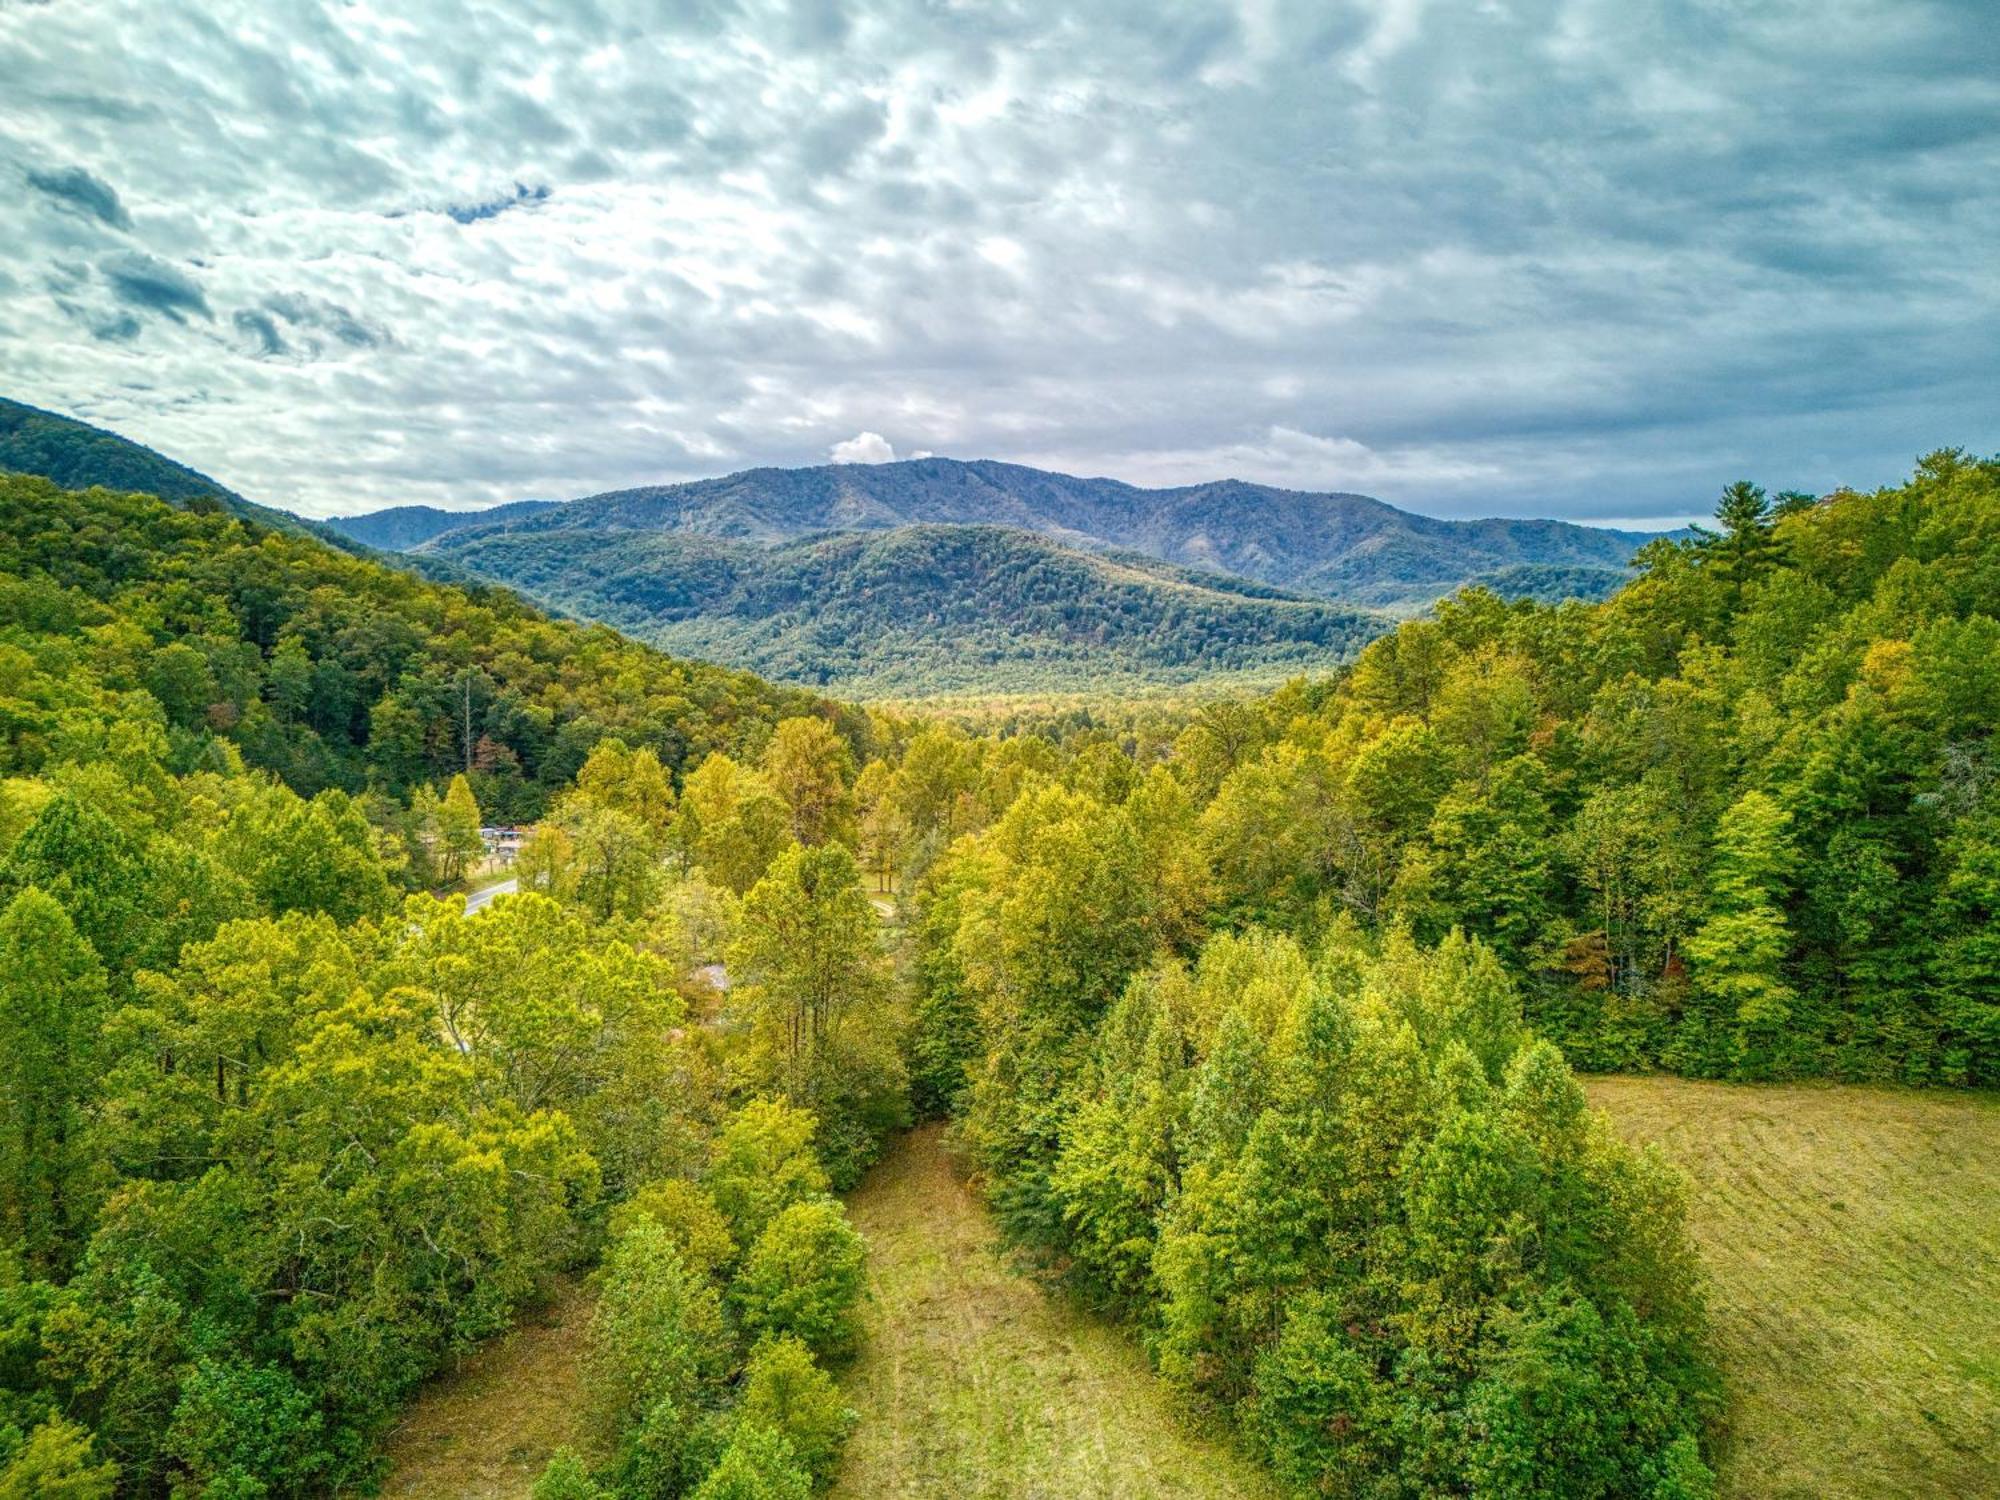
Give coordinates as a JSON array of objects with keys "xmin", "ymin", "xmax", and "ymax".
[{"xmin": 2, "ymin": 1, "xmax": 1995, "ymax": 527}]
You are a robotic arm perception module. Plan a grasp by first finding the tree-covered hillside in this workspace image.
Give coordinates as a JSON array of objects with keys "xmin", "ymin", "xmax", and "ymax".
[
  {"xmin": 0, "ymin": 473, "xmax": 845, "ymax": 821},
  {"xmin": 1145, "ymin": 454, "xmax": 2000, "ymax": 1086},
  {"xmin": 6, "ymin": 450, "xmax": 1992, "ymax": 1499},
  {"xmin": 0, "ymin": 397, "xmax": 335, "ymax": 543},
  {"xmin": 426, "ymin": 521, "xmax": 1386, "ymax": 695},
  {"xmin": 0, "ymin": 474, "xmax": 886, "ymax": 1497}
]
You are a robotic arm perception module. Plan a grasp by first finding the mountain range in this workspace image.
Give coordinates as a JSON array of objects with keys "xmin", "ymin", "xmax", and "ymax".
[
  {"xmin": 332, "ymin": 458, "xmax": 1653, "ymax": 609},
  {"xmin": 329, "ymin": 459, "xmax": 1657, "ymax": 693},
  {"xmin": 1, "ymin": 395, "xmax": 1663, "ymax": 695}
]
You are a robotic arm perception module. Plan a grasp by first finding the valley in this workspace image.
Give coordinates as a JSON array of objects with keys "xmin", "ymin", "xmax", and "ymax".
[
  {"xmin": 6, "ymin": 5, "xmax": 1995, "ymax": 1495},
  {"xmin": 828, "ymin": 1125, "xmax": 1280, "ymax": 1500},
  {"xmin": 1, "ymin": 404, "xmax": 1997, "ymax": 1500}
]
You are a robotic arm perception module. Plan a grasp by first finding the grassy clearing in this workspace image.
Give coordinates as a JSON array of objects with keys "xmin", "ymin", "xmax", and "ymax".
[
  {"xmin": 1586, "ymin": 1076, "xmax": 2000, "ymax": 1500},
  {"xmin": 830, "ymin": 1123, "xmax": 1279, "ymax": 1500},
  {"xmin": 373, "ymin": 1278, "xmax": 595, "ymax": 1499}
]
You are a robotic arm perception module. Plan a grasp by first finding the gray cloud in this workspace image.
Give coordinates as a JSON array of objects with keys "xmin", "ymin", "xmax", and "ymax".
[
  {"xmin": 0, "ymin": 0, "xmax": 1994, "ymax": 526},
  {"xmin": 26, "ymin": 163, "xmax": 131, "ymax": 229},
  {"xmin": 233, "ymin": 308, "xmax": 287, "ymax": 356},
  {"xmin": 263, "ymin": 293, "xmax": 387, "ymax": 349},
  {"xmin": 99, "ymin": 251, "xmax": 211, "ymax": 323}
]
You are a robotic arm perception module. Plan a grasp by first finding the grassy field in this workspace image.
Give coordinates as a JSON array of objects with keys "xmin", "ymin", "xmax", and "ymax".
[
  {"xmin": 1587, "ymin": 1076, "xmax": 2000, "ymax": 1500},
  {"xmin": 371, "ymin": 1082, "xmax": 1997, "ymax": 1499},
  {"xmin": 829, "ymin": 1123, "xmax": 1279, "ymax": 1500},
  {"xmin": 373, "ymin": 1279, "xmax": 594, "ymax": 1498}
]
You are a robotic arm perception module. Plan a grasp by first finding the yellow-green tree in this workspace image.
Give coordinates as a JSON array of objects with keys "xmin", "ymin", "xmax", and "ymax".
[
  {"xmin": 0, "ymin": 887, "xmax": 108, "ymax": 1272},
  {"xmin": 435, "ymin": 772, "xmax": 484, "ymax": 883},
  {"xmin": 761, "ymin": 717, "xmax": 855, "ymax": 847}
]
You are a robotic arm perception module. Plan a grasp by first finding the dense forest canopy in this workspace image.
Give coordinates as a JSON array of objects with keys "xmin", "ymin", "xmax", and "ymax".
[
  {"xmin": 0, "ymin": 448, "xmax": 1994, "ymax": 1498},
  {"xmin": 1159, "ymin": 453, "xmax": 2000, "ymax": 1086},
  {"xmin": 0, "ymin": 473, "xmax": 856, "ymax": 823}
]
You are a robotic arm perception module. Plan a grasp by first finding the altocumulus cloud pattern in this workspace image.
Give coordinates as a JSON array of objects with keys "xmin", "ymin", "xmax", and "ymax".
[{"xmin": 3, "ymin": 0, "xmax": 1996, "ymax": 523}]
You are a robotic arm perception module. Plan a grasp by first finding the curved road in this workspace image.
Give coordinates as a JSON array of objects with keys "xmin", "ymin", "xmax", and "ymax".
[{"xmin": 464, "ymin": 877, "xmax": 516, "ymax": 915}]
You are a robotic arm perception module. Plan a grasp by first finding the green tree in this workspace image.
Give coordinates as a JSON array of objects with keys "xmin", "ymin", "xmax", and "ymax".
[
  {"xmin": 437, "ymin": 772, "xmax": 484, "ymax": 883},
  {"xmin": 706, "ymin": 1099, "xmax": 831, "ymax": 1249},
  {"xmin": 142, "ymin": 642, "xmax": 217, "ymax": 731},
  {"xmin": 1710, "ymin": 480, "xmax": 1776, "ymax": 608},
  {"xmin": 531, "ymin": 1449, "xmax": 606, "ymax": 1500},
  {"xmin": 733, "ymin": 1199, "xmax": 868, "ymax": 1360},
  {"xmin": 608, "ymin": 1179, "xmax": 738, "ymax": 1282},
  {"xmin": 1935, "ymin": 812, "xmax": 2000, "ymax": 1085},
  {"xmin": 1682, "ymin": 791, "xmax": 1797, "ymax": 1077},
  {"xmin": 163, "ymin": 1359, "xmax": 331, "ymax": 1499},
  {"xmin": 732, "ymin": 844, "xmax": 884, "ymax": 1090},
  {"xmin": 689, "ymin": 1424, "xmax": 812, "ymax": 1500},
  {"xmin": 0, "ymin": 792, "xmax": 150, "ymax": 977},
  {"xmin": 762, "ymin": 717, "xmax": 856, "ymax": 847},
  {"xmin": 0, "ymin": 888, "xmax": 108, "ymax": 1271},
  {"xmin": 678, "ymin": 754, "xmax": 792, "ymax": 895},
  {"xmin": 730, "ymin": 844, "xmax": 903, "ymax": 1180},
  {"xmin": 737, "ymin": 1335, "xmax": 856, "ymax": 1486},
  {"xmin": 0, "ymin": 1418, "xmax": 117, "ymax": 1500},
  {"xmin": 584, "ymin": 1220, "xmax": 729, "ymax": 1450}
]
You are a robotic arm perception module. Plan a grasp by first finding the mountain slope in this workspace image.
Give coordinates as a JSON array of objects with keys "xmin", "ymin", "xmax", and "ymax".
[
  {"xmin": 0, "ymin": 395, "xmax": 335, "ymax": 542},
  {"xmin": 378, "ymin": 457, "xmax": 1650, "ymax": 610},
  {"xmin": 0, "ymin": 469, "xmax": 838, "ymax": 820},
  {"xmin": 429, "ymin": 521, "xmax": 1384, "ymax": 694}
]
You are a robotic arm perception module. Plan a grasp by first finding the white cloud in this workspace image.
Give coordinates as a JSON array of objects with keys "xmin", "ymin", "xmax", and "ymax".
[
  {"xmin": 1024, "ymin": 426, "xmax": 1500, "ymax": 499},
  {"xmin": 829, "ymin": 430, "xmax": 896, "ymax": 464}
]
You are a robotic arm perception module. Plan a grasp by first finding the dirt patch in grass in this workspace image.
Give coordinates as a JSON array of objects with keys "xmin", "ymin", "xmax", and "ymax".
[
  {"xmin": 374, "ymin": 1278, "xmax": 596, "ymax": 1499},
  {"xmin": 829, "ymin": 1122, "xmax": 1279, "ymax": 1500},
  {"xmin": 1587, "ymin": 1076, "xmax": 2000, "ymax": 1500}
]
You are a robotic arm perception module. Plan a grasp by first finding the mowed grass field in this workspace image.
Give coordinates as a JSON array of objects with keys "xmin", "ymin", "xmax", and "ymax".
[
  {"xmin": 373, "ymin": 1082, "xmax": 1997, "ymax": 1500},
  {"xmin": 829, "ymin": 1123, "xmax": 1280, "ymax": 1500},
  {"xmin": 1587, "ymin": 1076, "xmax": 2000, "ymax": 1500},
  {"xmin": 373, "ymin": 1279, "xmax": 595, "ymax": 1498}
]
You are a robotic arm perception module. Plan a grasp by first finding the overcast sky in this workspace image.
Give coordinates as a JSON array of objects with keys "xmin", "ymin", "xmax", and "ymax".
[{"xmin": 3, "ymin": 1, "xmax": 1995, "ymax": 525}]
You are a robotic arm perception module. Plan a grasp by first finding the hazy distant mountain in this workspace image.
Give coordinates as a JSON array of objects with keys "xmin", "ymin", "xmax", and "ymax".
[
  {"xmin": 0, "ymin": 396, "xmax": 334, "ymax": 543},
  {"xmin": 327, "ymin": 498, "xmax": 561, "ymax": 551},
  {"xmin": 338, "ymin": 456, "xmax": 1650, "ymax": 611},
  {"xmin": 429, "ymin": 520, "xmax": 1384, "ymax": 695}
]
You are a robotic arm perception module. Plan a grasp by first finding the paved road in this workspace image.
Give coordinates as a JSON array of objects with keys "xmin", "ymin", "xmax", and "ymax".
[{"xmin": 464, "ymin": 877, "xmax": 517, "ymax": 914}]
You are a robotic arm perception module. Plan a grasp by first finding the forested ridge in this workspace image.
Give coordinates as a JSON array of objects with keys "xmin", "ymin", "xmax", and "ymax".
[
  {"xmin": 0, "ymin": 450, "xmax": 1994, "ymax": 1498},
  {"xmin": 335, "ymin": 454, "xmax": 1651, "ymax": 609},
  {"xmin": 0, "ymin": 398, "xmax": 342, "ymax": 546},
  {"xmin": 0, "ymin": 476, "xmax": 892, "ymax": 1496},
  {"xmin": 426, "ymin": 521, "xmax": 1385, "ymax": 695}
]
